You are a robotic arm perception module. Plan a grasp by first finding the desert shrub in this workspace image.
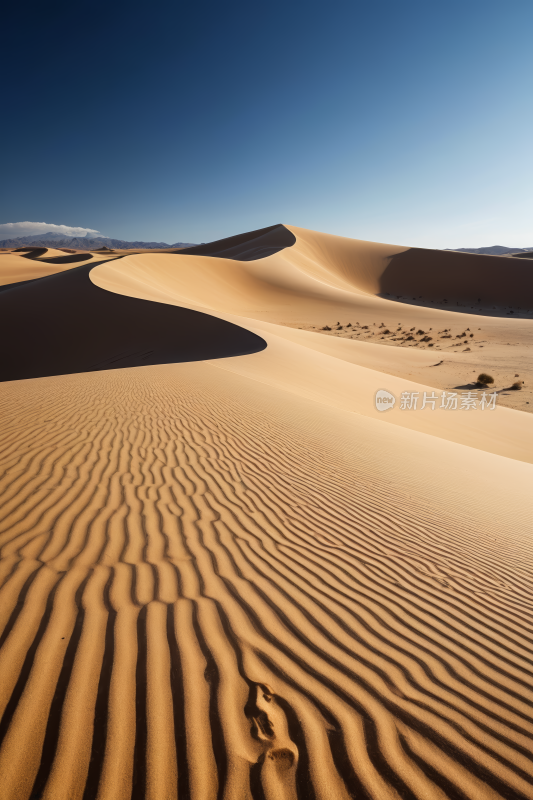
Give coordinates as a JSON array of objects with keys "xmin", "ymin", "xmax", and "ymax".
[
  {"xmin": 511, "ymin": 381, "xmax": 523, "ymax": 390},
  {"xmin": 383, "ymin": 329, "xmax": 390, "ymax": 334},
  {"xmin": 321, "ymin": 326, "xmax": 331, "ymax": 331},
  {"xmin": 416, "ymin": 329, "xmax": 425, "ymax": 335},
  {"xmin": 477, "ymin": 373, "xmax": 494, "ymax": 385},
  {"xmin": 405, "ymin": 335, "xmax": 414, "ymax": 340}
]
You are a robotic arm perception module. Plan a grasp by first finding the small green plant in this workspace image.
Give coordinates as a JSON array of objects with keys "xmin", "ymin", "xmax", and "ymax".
[{"xmin": 477, "ymin": 373, "xmax": 494, "ymax": 385}]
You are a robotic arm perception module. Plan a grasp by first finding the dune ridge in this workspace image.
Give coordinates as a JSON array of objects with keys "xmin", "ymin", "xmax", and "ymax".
[
  {"xmin": 181, "ymin": 223, "xmax": 297, "ymax": 260},
  {"xmin": 0, "ymin": 248, "xmax": 117, "ymax": 288},
  {"xmin": 0, "ymin": 262, "xmax": 266, "ymax": 382}
]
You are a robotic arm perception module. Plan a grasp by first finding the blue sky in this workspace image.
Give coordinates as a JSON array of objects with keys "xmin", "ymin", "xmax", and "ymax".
[{"xmin": 2, "ymin": 0, "xmax": 532, "ymax": 247}]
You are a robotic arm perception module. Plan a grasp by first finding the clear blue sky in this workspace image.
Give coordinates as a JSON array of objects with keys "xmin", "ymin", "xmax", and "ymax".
[{"xmin": 2, "ymin": 0, "xmax": 532, "ymax": 248}]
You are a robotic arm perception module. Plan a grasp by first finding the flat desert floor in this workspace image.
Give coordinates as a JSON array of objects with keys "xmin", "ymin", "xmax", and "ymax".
[{"xmin": 0, "ymin": 225, "xmax": 532, "ymax": 800}]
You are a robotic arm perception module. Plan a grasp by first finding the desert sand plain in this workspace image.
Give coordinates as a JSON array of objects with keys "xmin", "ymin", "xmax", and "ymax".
[{"xmin": 0, "ymin": 225, "xmax": 532, "ymax": 800}]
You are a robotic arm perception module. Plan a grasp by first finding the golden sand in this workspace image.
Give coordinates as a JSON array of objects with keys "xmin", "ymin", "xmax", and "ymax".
[{"xmin": 0, "ymin": 225, "xmax": 532, "ymax": 799}]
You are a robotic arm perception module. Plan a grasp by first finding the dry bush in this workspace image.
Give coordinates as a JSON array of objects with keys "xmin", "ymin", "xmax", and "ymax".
[{"xmin": 477, "ymin": 373, "xmax": 494, "ymax": 385}]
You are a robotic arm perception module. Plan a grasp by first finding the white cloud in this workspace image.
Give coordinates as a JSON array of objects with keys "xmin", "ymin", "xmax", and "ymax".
[{"xmin": 0, "ymin": 221, "xmax": 101, "ymax": 239}]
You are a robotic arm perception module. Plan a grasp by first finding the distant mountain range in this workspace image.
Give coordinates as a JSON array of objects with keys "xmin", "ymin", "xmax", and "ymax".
[
  {"xmin": 448, "ymin": 245, "xmax": 533, "ymax": 256},
  {"xmin": 0, "ymin": 232, "xmax": 196, "ymax": 250},
  {"xmin": 3, "ymin": 232, "xmax": 532, "ymax": 258}
]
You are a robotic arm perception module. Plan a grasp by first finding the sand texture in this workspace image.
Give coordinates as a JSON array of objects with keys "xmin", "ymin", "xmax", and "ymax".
[{"xmin": 0, "ymin": 225, "xmax": 532, "ymax": 800}]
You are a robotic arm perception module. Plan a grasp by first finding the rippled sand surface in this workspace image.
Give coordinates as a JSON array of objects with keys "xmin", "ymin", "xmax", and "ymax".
[{"xmin": 0, "ymin": 225, "xmax": 532, "ymax": 799}]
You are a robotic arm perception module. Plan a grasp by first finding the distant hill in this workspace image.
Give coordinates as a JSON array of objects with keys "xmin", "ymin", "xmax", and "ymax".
[
  {"xmin": 0, "ymin": 232, "xmax": 196, "ymax": 249},
  {"xmin": 448, "ymin": 245, "xmax": 533, "ymax": 256}
]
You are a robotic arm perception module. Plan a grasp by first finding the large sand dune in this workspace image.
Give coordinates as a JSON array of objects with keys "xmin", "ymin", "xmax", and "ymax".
[{"xmin": 0, "ymin": 225, "xmax": 532, "ymax": 800}]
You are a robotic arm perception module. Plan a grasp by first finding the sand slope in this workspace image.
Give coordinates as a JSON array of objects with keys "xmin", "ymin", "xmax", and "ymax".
[
  {"xmin": 0, "ymin": 225, "xmax": 532, "ymax": 800},
  {"xmin": 0, "ymin": 263, "xmax": 265, "ymax": 381},
  {"xmin": 0, "ymin": 248, "xmax": 117, "ymax": 287},
  {"xmin": 91, "ymin": 229, "xmax": 533, "ymax": 462}
]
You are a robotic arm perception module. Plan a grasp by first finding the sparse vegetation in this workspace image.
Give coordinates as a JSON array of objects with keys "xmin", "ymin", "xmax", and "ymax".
[
  {"xmin": 476, "ymin": 373, "xmax": 494, "ymax": 386},
  {"xmin": 511, "ymin": 381, "xmax": 523, "ymax": 390}
]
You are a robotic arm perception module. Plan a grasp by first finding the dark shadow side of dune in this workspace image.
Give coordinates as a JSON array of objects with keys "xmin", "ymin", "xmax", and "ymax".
[
  {"xmin": 175, "ymin": 223, "xmax": 296, "ymax": 261},
  {"xmin": 380, "ymin": 247, "xmax": 533, "ymax": 308},
  {"xmin": 0, "ymin": 262, "xmax": 266, "ymax": 383},
  {"xmin": 15, "ymin": 247, "xmax": 94, "ymax": 265},
  {"xmin": 40, "ymin": 252, "xmax": 93, "ymax": 264}
]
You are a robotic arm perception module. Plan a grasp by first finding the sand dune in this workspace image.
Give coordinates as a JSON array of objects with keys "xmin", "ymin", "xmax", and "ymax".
[
  {"xmin": 91, "ymin": 227, "xmax": 533, "ymax": 461},
  {"xmin": 182, "ymin": 223, "xmax": 297, "ymax": 260},
  {"xmin": 0, "ymin": 262, "xmax": 265, "ymax": 381},
  {"xmin": 0, "ymin": 248, "xmax": 117, "ymax": 288},
  {"xmin": 0, "ymin": 224, "xmax": 532, "ymax": 800}
]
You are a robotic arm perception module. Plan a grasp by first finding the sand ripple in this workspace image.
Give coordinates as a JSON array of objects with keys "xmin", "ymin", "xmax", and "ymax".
[{"xmin": 0, "ymin": 365, "xmax": 532, "ymax": 800}]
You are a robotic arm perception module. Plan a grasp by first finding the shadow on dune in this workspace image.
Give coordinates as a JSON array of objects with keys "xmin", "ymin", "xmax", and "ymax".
[
  {"xmin": 176, "ymin": 223, "xmax": 296, "ymax": 261},
  {"xmin": 39, "ymin": 252, "xmax": 93, "ymax": 264},
  {"xmin": 12, "ymin": 248, "xmax": 92, "ymax": 265},
  {"xmin": 0, "ymin": 262, "xmax": 266, "ymax": 382},
  {"xmin": 380, "ymin": 247, "xmax": 533, "ymax": 309},
  {"xmin": 16, "ymin": 247, "xmax": 49, "ymax": 258}
]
